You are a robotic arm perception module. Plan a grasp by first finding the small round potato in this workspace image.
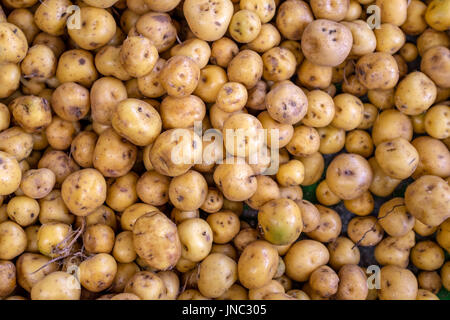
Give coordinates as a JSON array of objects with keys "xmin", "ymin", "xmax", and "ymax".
[
  {"xmin": 0, "ymin": 22, "xmax": 28, "ymax": 63},
  {"xmin": 0, "ymin": 151, "xmax": 22, "ymax": 195},
  {"xmin": 375, "ymin": 138, "xmax": 419, "ymax": 180},
  {"xmin": 276, "ymin": 0, "xmax": 313, "ymax": 40},
  {"xmin": 356, "ymin": 52, "xmax": 399, "ymax": 90},
  {"xmin": 136, "ymin": 171, "xmax": 170, "ymax": 207},
  {"xmin": 207, "ymin": 210, "xmax": 240, "ymax": 244},
  {"xmin": 336, "ymin": 264, "xmax": 368, "ymax": 300},
  {"xmin": 229, "ymin": 10, "xmax": 261, "ymax": 43},
  {"xmin": 213, "ymin": 160, "xmax": 257, "ymax": 202},
  {"xmin": 424, "ymin": 105, "xmax": 450, "ymax": 140},
  {"xmin": 421, "ymin": 46, "xmax": 450, "ymax": 89},
  {"xmin": 0, "ymin": 221, "xmax": 27, "ymax": 259},
  {"xmin": 120, "ymin": 36, "xmax": 158, "ymax": 78},
  {"xmin": 20, "ymin": 168, "xmax": 55, "ymax": 199},
  {"xmin": 411, "ymin": 240, "xmax": 445, "ymax": 271},
  {"xmin": 79, "ymin": 253, "xmax": 117, "ymax": 293},
  {"xmin": 309, "ymin": 265, "xmax": 339, "ymax": 298},
  {"xmin": 227, "ymin": 50, "xmax": 263, "ymax": 89},
  {"xmin": 6, "ymin": 196, "xmax": 40, "ymax": 227},
  {"xmin": 51, "ymin": 82, "xmax": 90, "ymax": 122},
  {"xmin": 169, "ymin": 170, "xmax": 208, "ymax": 211},
  {"xmin": 124, "ymin": 271, "xmax": 166, "ymax": 300},
  {"xmin": 347, "ymin": 216, "xmax": 384, "ymax": 247},
  {"xmin": 328, "ymin": 237, "xmax": 360, "ymax": 270},
  {"xmin": 178, "ymin": 218, "xmax": 213, "ymax": 262},
  {"xmin": 306, "ymin": 205, "xmax": 342, "ymax": 243}
]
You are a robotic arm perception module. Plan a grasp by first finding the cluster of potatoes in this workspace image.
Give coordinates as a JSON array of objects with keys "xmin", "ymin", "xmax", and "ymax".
[{"xmin": 0, "ymin": 0, "xmax": 449, "ymax": 301}]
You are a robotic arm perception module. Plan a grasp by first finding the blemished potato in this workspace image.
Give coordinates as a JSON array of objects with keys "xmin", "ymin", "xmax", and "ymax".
[
  {"xmin": 332, "ymin": 93, "xmax": 364, "ymax": 131},
  {"xmin": 378, "ymin": 198, "xmax": 415, "ymax": 238},
  {"xmin": 61, "ymin": 168, "xmax": 107, "ymax": 217},
  {"xmin": 248, "ymin": 280, "xmax": 284, "ymax": 300},
  {"xmin": 405, "ymin": 175, "xmax": 450, "ymax": 227},
  {"xmin": 309, "ymin": 265, "xmax": 339, "ymax": 298},
  {"xmin": 295, "ymin": 200, "xmax": 320, "ymax": 233},
  {"xmin": 160, "ymin": 55, "xmax": 200, "ymax": 99},
  {"xmin": 201, "ymin": 188, "xmax": 224, "ymax": 213},
  {"xmin": 169, "ymin": 170, "xmax": 208, "ymax": 211},
  {"xmin": 31, "ymin": 272, "xmax": 81, "ymax": 300},
  {"xmin": 170, "ymin": 38, "xmax": 211, "ymax": 70},
  {"xmin": 229, "ymin": 10, "xmax": 261, "ymax": 43},
  {"xmin": 303, "ymin": 90, "xmax": 335, "ymax": 128},
  {"xmin": 161, "ymin": 95, "xmax": 205, "ymax": 129},
  {"xmin": 375, "ymin": 234, "xmax": 413, "ymax": 268},
  {"xmin": 90, "ymin": 77, "xmax": 127, "ymax": 125},
  {"xmin": 297, "ymin": 59, "xmax": 332, "ymax": 90},
  {"xmin": 110, "ymin": 262, "xmax": 140, "ymax": 293},
  {"xmin": 213, "ymin": 160, "xmax": 257, "ymax": 202},
  {"xmin": 207, "ymin": 210, "xmax": 240, "ymax": 244},
  {"xmin": 0, "ymin": 260, "xmax": 16, "ymax": 298},
  {"xmin": 421, "ymin": 46, "xmax": 450, "ymax": 89},
  {"xmin": 328, "ymin": 237, "xmax": 360, "ymax": 270},
  {"xmin": 136, "ymin": 171, "xmax": 170, "ymax": 206},
  {"xmin": 375, "ymin": 138, "xmax": 419, "ymax": 180},
  {"xmin": 198, "ymin": 253, "xmax": 238, "ymax": 298},
  {"xmin": 39, "ymin": 190, "xmax": 74, "ymax": 225},
  {"xmin": 79, "ymin": 253, "xmax": 117, "ymax": 292},
  {"xmin": 317, "ymin": 125, "xmax": 346, "ymax": 155},
  {"xmin": 0, "ymin": 221, "xmax": 27, "ymax": 260},
  {"xmin": 51, "ymin": 82, "xmax": 90, "ymax": 122},
  {"xmin": 325, "ymin": 153, "xmax": 373, "ymax": 200},
  {"xmin": 21, "ymin": 44, "xmax": 56, "ymax": 81},
  {"xmin": 347, "ymin": 216, "xmax": 384, "ymax": 247},
  {"xmin": 57, "ymin": 49, "xmax": 99, "ymax": 87},
  {"xmin": 37, "ymin": 222, "xmax": 71, "ymax": 258},
  {"xmin": 0, "ymin": 127, "xmax": 33, "ymax": 162},
  {"xmin": 183, "ymin": 0, "xmax": 234, "ymax": 42},
  {"xmin": 306, "ymin": 205, "xmax": 341, "ymax": 243},
  {"xmin": 106, "ymin": 172, "xmax": 138, "ymax": 212},
  {"xmin": 121, "ymin": 203, "xmax": 159, "ymax": 231},
  {"xmin": 372, "ymin": 109, "xmax": 413, "ymax": 146},
  {"xmin": 247, "ymin": 23, "xmax": 281, "ymax": 53},
  {"xmin": 93, "ymin": 128, "xmax": 137, "ymax": 177},
  {"xmin": 336, "ymin": 264, "xmax": 368, "ymax": 300},
  {"xmin": 298, "ymin": 152, "xmax": 325, "ymax": 186},
  {"xmin": 112, "ymin": 98, "xmax": 162, "ymax": 146},
  {"xmin": 10, "ymin": 95, "xmax": 52, "ymax": 133},
  {"xmin": 124, "ymin": 271, "xmax": 166, "ymax": 300},
  {"xmin": 344, "ymin": 190, "xmax": 373, "ymax": 216},
  {"xmin": 356, "ymin": 52, "xmax": 399, "ymax": 90},
  {"xmin": 0, "ymin": 22, "xmax": 28, "ymax": 64},
  {"xmin": 301, "ymin": 19, "xmax": 353, "ymax": 67},
  {"xmin": 379, "ymin": 265, "xmax": 418, "ymax": 300},
  {"xmin": 258, "ymin": 198, "xmax": 302, "ymax": 245},
  {"xmin": 133, "ymin": 212, "xmax": 181, "ymax": 270},
  {"xmin": 418, "ymin": 271, "xmax": 442, "ymax": 295},
  {"xmin": 210, "ymin": 37, "xmax": 239, "ymax": 68},
  {"xmin": 437, "ymin": 219, "xmax": 450, "ymax": 253},
  {"xmin": 287, "ymin": 125, "xmax": 320, "ymax": 157},
  {"xmin": 227, "ymin": 49, "xmax": 263, "ymax": 89},
  {"xmin": 238, "ymin": 240, "xmax": 278, "ymax": 289},
  {"xmin": 83, "ymin": 224, "xmax": 115, "ymax": 254},
  {"xmin": 6, "ymin": 195, "xmax": 40, "ymax": 227},
  {"xmin": 112, "ymin": 231, "xmax": 137, "ymax": 264},
  {"xmin": 178, "ymin": 218, "xmax": 213, "ymax": 262},
  {"xmin": 120, "ymin": 36, "xmax": 158, "ymax": 78}
]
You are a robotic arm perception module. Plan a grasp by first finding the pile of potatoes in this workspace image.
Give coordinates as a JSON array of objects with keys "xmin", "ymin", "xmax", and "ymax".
[{"xmin": 0, "ymin": 0, "xmax": 449, "ymax": 301}]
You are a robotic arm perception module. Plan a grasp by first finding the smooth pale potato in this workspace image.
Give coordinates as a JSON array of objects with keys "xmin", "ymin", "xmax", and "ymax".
[
  {"xmin": 31, "ymin": 272, "xmax": 81, "ymax": 300},
  {"xmin": 238, "ymin": 240, "xmax": 278, "ymax": 289},
  {"xmin": 411, "ymin": 240, "xmax": 445, "ymax": 271},
  {"xmin": 375, "ymin": 138, "xmax": 419, "ymax": 180},
  {"xmin": 0, "ymin": 151, "xmax": 22, "ymax": 195},
  {"xmin": 328, "ymin": 237, "xmax": 360, "ymax": 270},
  {"xmin": 379, "ymin": 265, "xmax": 418, "ymax": 300},
  {"xmin": 405, "ymin": 175, "xmax": 450, "ymax": 227},
  {"xmin": 198, "ymin": 253, "xmax": 238, "ymax": 298},
  {"xmin": 178, "ymin": 218, "xmax": 213, "ymax": 262},
  {"xmin": 284, "ymin": 240, "xmax": 329, "ymax": 282},
  {"xmin": 0, "ymin": 221, "xmax": 27, "ymax": 260}
]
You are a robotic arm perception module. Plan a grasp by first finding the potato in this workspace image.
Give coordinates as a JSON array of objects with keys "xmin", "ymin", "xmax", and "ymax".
[
  {"xmin": 61, "ymin": 168, "xmax": 107, "ymax": 217},
  {"xmin": 124, "ymin": 271, "xmax": 166, "ymax": 300},
  {"xmin": 16, "ymin": 252, "xmax": 57, "ymax": 292},
  {"xmin": 298, "ymin": 152, "xmax": 325, "ymax": 186},
  {"xmin": 405, "ymin": 175, "xmax": 450, "ymax": 227},
  {"xmin": 0, "ymin": 63, "xmax": 20, "ymax": 99},
  {"xmin": 262, "ymin": 47, "xmax": 297, "ymax": 82},
  {"xmin": 379, "ymin": 265, "xmax": 418, "ymax": 300},
  {"xmin": 210, "ymin": 37, "xmax": 239, "ymax": 68},
  {"xmin": 257, "ymin": 198, "xmax": 302, "ymax": 245},
  {"xmin": 110, "ymin": 262, "xmax": 140, "ymax": 293},
  {"xmin": 414, "ymin": 219, "xmax": 438, "ymax": 238},
  {"xmin": 136, "ymin": 171, "xmax": 170, "ymax": 206},
  {"xmin": 93, "ymin": 128, "xmax": 137, "ymax": 177},
  {"xmin": 287, "ymin": 125, "xmax": 320, "ymax": 157},
  {"xmin": 442, "ymin": 262, "xmax": 450, "ymax": 291},
  {"xmin": 31, "ymin": 272, "xmax": 81, "ymax": 300},
  {"xmin": 161, "ymin": 95, "xmax": 205, "ymax": 129},
  {"xmin": 206, "ymin": 210, "xmax": 240, "ymax": 244},
  {"xmin": 79, "ymin": 253, "xmax": 117, "ymax": 292},
  {"xmin": 0, "ymin": 260, "xmax": 16, "ymax": 298},
  {"xmin": 372, "ymin": 109, "xmax": 413, "ymax": 146},
  {"xmin": 0, "ymin": 127, "xmax": 33, "ymax": 162},
  {"xmin": 341, "ymin": 20, "xmax": 376, "ymax": 56},
  {"xmin": 57, "ymin": 49, "xmax": 98, "ymax": 87},
  {"xmin": 420, "ymin": 46, "xmax": 450, "ymax": 89},
  {"xmin": 248, "ymin": 280, "xmax": 284, "ymax": 300},
  {"xmin": 37, "ymin": 222, "xmax": 71, "ymax": 258},
  {"xmin": 418, "ymin": 271, "xmax": 442, "ymax": 295},
  {"xmin": 83, "ymin": 224, "xmax": 115, "ymax": 254},
  {"xmin": 394, "ymin": 72, "xmax": 437, "ymax": 116},
  {"xmin": 150, "ymin": 128, "xmax": 201, "ymax": 177},
  {"xmin": 157, "ymin": 270, "xmax": 180, "ymax": 300},
  {"xmin": 0, "ymin": 221, "xmax": 27, "ymax": 259},
  {"xmin": 133, "ymin": 212, "xmax": 181, "ymax": 270},
  {"xmin": 177, "ymin": 289, "xmax": 209, "ymax": 300},
  {"xmin": 169, "ymin": 170, "xmax": 208, "ymax": 211},
  {"xmin": 229, "ymin": 10, "xmax": 261, "ymax": 43},
  {"xmin": 178, "ymin": 218, "xmax": 213, "ymax": 262},
  {"xmin": 223, "ymin": 113, "xmax": 264, "ymax": 158},
  {"xmin": 344, "ymin": 130, "xmax": 373, "ymax": 158},
  {"xmin": 112, "ymin": 98, "xmax": 161, "ymax": 146},
  {"xmin": 336, "ymin": 264, "xmax": 368, "ymax": 300},
  {"xmin": 356, "ymin": 52, "xmax": 399, "ymax": 90},
  {"xmin": 34, "ymin": 0, "xmax": 71, "ymax": 36},
  {"xmin": 325, "ymin": 153, "xmax": 373, "ymax": 200},
  {"xmin": 284, "ymin": 240, "xmax": 329, "ymax": 282},
  {"xmin": 332, "ymin": 93, "xmax": 364, "ymax": 131},
  {"xmin": 303, "ymin": 90, "xmax": 335, "ymax": 128},
  {"xmin": 90, "ymin": 77, "xmax": 127, "ymax": 125},
  {"xmin": 10, "ymin": 95, "xmax": 52, "ymax": 133},
  {"xmin": 425, "ymin": 0, "xmax": 450, "ymax": 32},
  {"xmin": 201, "ymin": 188, "xmax": 224, "ymax": 213},
  {"xmin": 368, "ymin": 157, "xmax": 401, "ymax": 197},
  {"xmin": 227, "ymin": 50, "xmax": 263, "ymax": 89},
  {"xmin": 378, "ymin": 198, "xmax": 415, "ymax": 238},
  {"xmin": 375, "ymin": 138, "xmax": 419, "ymax": 180},
  {"xmin": 170, "ymin": 38, "xmax": 211, "ymax": 70},
  {"xmin": 347, "ymin": 216, "xmax": 384, "ymax": 247},
  {"xmin": 213, "ymin": 160, "xmax": 257, "ymax": 202},
  {"xmin": 25, "ymin": 225, "xmax": 40, "ymax": 253},
  {"xmin": 119, "ymin": 36, "xmax": 158, "ymax": 78},
  {"xmin": 0, "ymin": 22, "xmax": 28, "ymax": 63},
  {"xmin": 328, "ymin": 237, "xmax": 360, "ymax": 270},
  {"xmin": 411, "ymin": 240, "xmax": 445, "ymax": 271},
  {"xmin": 424, "ymin": 104, "xmax": 450, "ymax": 139},
  {"xmin": 309, "ymin": 265, "xmax": 339, "ymax": 298},
  {"xmin": 106, "ymin": 172, "xmax": 138, "ymax": 212},
  {"xmin": 198, "ymin": 253, "xmax": 237, "ymax": 298},
  {"xmin": 217, "ymin": 284, "xmax": 248, "ymax": 300},
  {"xmin": 437, "ymin": 219, "xmax": 450, "ymax": 253},
  {"xmin": 238, "ymin": 240, "xmax": 278, "ymax": 289},
  {"xmin": 6, "ymin": 195, "xmax": 39, "ymax": 227},
  {"xmin": 183, "ymin": 0, "xmax": 233, "ymax": 42},
  {"xmin": 301, "ymin": 19, "xmax": 353, "ymax": 67},
  {"xmin": 247, "ymin": 23, "xmax": 281, "ymax": 53},
  {"xmin": 121, "ymin": 203, "xmax": 158, "ymax": 231},
  {"xmin": 276, "ymin": 0, "xmax": 313, "ymax": 40},
  {"xmin": 39, "ymin": 190, "xmax": 73, "ymax": 225}
]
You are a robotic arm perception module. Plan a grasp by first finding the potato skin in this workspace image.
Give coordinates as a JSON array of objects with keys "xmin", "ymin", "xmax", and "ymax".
[
  {"xmin": 0, "ymin": 260, "xmax": 16, "ymax": 298},
  {"xmin": 336, "ymin": 264, "xmax": 368, "ymax": 300},
  {"xmin": 133, "ymin": 212, "xmax": 181, "ymax": 271},
  {"xmin": 379, "ymin": 265, "xmax": 418, "ymax": 300},
  {"xmin": 31, "ymin": 272, "xmax": 81, "ymax": 300},
  {"xmin": 198, "ymin": 253, "xmax": 238, "ymax": 298},
  {"xmin": 405, "ymin": 175, "xmax": 450, "ymax": 227}
]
